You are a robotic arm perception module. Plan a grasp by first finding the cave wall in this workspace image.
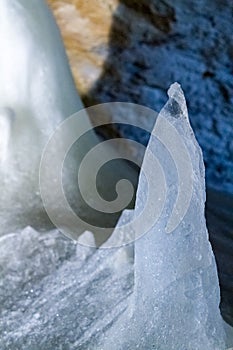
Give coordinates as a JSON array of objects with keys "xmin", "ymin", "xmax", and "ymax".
[{"xmin": 48, "ymin": 0, "xmax": 233, "ymax": 194}]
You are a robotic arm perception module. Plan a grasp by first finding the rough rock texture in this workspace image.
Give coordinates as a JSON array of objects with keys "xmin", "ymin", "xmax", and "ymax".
[
  {"xmin": 47, "ymin": 0, "xmax": 118, "ymax": 96},
  {"xmin": 206, "ymin": 189, "xmax": 233, "ymax": 327},
  {"xmin": 48, "ymin": 0, "xmax": 233, "ymax": 194}
]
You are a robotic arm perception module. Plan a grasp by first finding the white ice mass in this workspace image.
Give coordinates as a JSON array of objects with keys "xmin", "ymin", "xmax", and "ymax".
[{"xmin": 0, "ymin": 0, "xmax": 85, "ymax": 234}]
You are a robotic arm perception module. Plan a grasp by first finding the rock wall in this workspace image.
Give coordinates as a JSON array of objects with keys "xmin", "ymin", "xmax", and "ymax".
[{"xmin": 48, "ymin": 0, "xmax": 233, "ymax": 193}]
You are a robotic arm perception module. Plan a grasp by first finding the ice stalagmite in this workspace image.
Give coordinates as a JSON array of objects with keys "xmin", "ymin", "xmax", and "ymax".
[{"xmin": 100, "ymin": 83, "xmax": 226, "ymax": 350}]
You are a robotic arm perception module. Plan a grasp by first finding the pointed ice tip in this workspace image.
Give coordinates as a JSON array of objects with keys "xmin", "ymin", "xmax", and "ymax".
[
  {"xmin": 167, "ymin": 82, "xmax": 182, "ymax": 97},
  {"xmin": 167, "ymin": 82, "xmax": 188, "ymax": 119}
]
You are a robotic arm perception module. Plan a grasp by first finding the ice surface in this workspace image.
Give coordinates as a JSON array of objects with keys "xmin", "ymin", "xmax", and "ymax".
[
  {"xmin": 224, "ymin": 321, "xmax": 233, "ymax": 349},
  {"xmin": 0, "ymin": 227, "xmax": 133, "ymax": 349},
  {"xmin": 0, "ymin": 84, "xmax": 231, "ymax": 349}
]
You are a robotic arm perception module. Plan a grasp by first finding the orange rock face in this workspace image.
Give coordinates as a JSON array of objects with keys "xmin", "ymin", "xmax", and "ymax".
[{"xmin": 47, "ymin": 0, "xmax": 118, "ymax": 95}]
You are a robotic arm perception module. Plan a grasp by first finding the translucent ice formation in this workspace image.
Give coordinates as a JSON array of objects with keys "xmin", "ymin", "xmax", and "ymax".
[{"xmin": 99, "ymin": 83, "xmax": 227, "ymax": 349}]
